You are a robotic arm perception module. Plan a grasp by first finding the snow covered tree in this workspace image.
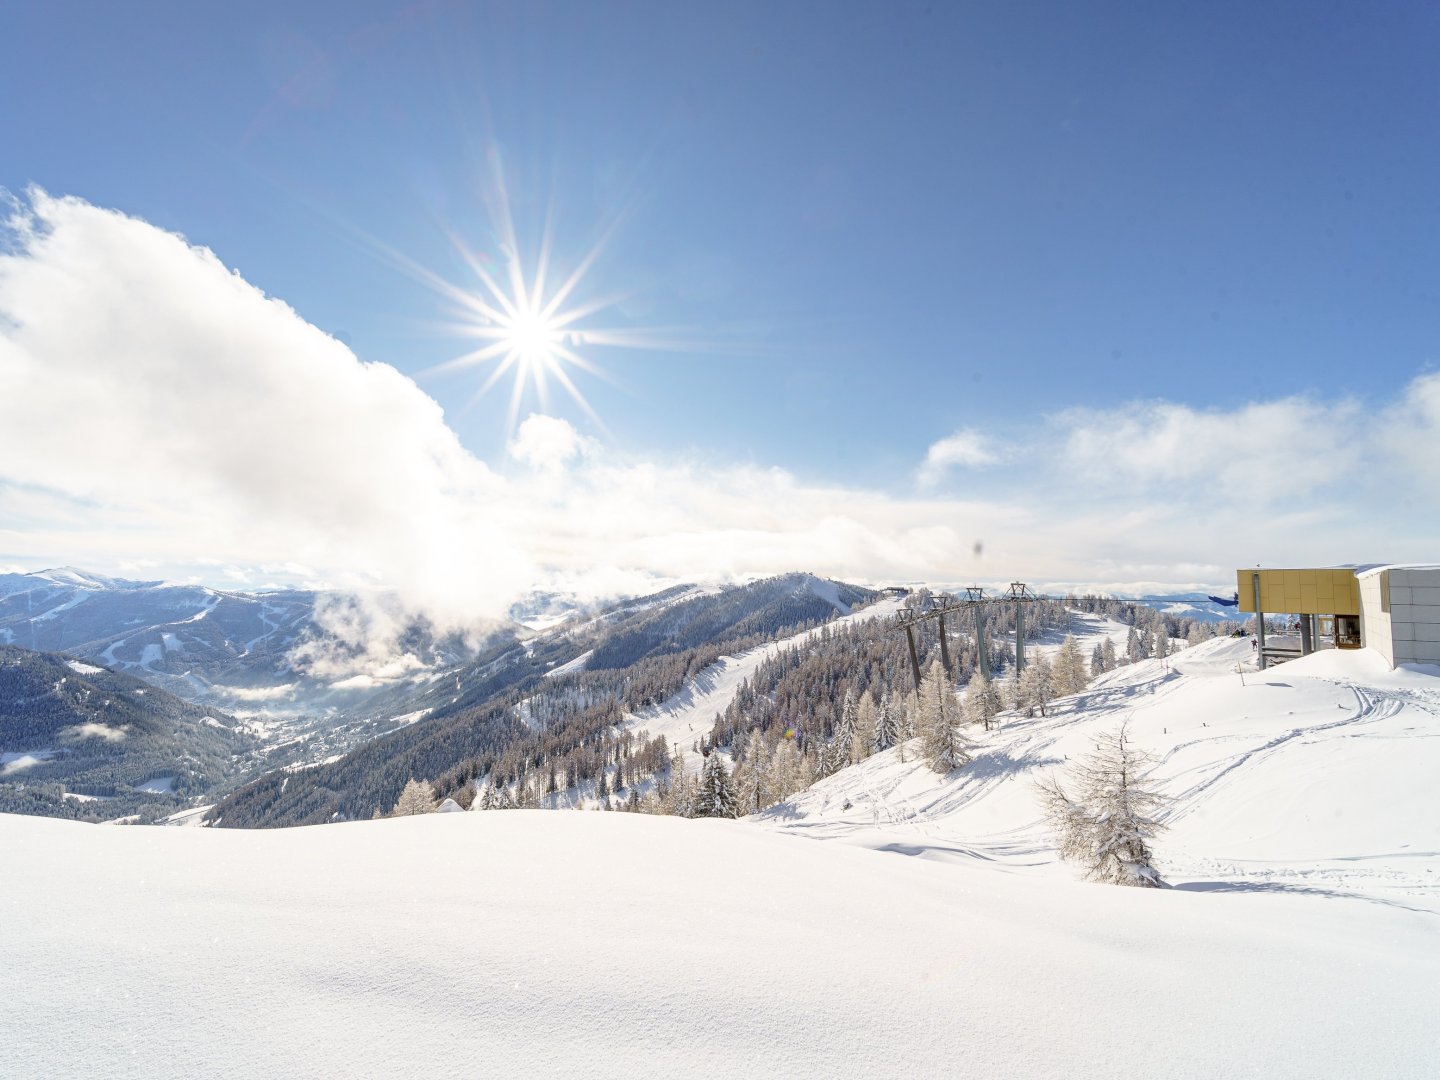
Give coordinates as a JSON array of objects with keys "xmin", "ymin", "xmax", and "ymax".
[
  {"xmin": 916, "ymin": 660, "xmax": 971, "ymax": 772},
  {"xmin": 816, "ymin": 735, "xmax": 845, "ymax": 779},
  {"xmin": 695, "ymin": 752, "xmax": 738, "ymax": 818},
  {"xmin": 390, "ymin": 778, "xmax": 437, "ymax": 816},
  {"xmin": 1035, "ymin": 722, "xmax": 1167, "ymax": 887},
  {"xmin": 833, "ymin": 689, "xmax": 857, "ymax": 769},
  {"xmin": 1090, "ymin": 644, "xmax": 1105, "ymax": 678},
  {"xmin": 1126, "ymin": 626, "xmax": 1147, "ymax": 663},
  {"xmin": 963, "ymin": 670, "xmax": 1004, "ymax": 731},
  {"xmin": 1152, "ymin": 626, "xmax": 1170, "ymax": 658},
  {"xmin": 872, "ymin": 693, "xmax": 899, "ymax": 753}
]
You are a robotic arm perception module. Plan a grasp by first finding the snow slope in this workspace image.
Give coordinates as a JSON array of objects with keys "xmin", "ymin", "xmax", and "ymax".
[
  {"xmin": 4, "ymin": 806, "xmax": 1436, "ymax": 1079},
  {"xmin": 5, "ymin": 633, "xmax": 1439, "ymax": 1078},
  {"xmin": 624, "ymin": 595, "xmax": 904, "ymax": 772},
  {"xmin": 759, "ymin": 636, "xmax": 1440, "ymax": 913}
]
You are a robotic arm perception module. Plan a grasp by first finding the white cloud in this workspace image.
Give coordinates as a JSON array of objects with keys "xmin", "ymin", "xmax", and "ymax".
[
  {"xmin": 1, "ymin": 190, "xmax": 1437, "ymax": 623},
  {"xmin": 1058, "ymin": 397, "xmax": 1359, "ymax": 503},
  {"xmin": 0, "ymin": 190, "xmax": 530, "ymax": 628},
  {"xmin": 918, "ymin": 428, "xmax": 999, "ymax": 484},
  {"xmin": 508, "ymin": 413, "xmax": 595, "ymax": 471}
]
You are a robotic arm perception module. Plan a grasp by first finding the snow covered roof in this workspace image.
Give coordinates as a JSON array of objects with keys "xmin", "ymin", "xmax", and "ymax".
[{"xmin": 1353, "ymin": 563, "xmax": 1440, "ymax": 579}]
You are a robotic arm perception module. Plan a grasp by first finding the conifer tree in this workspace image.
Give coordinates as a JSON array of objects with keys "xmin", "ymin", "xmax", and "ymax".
[
  {"xmin": 872, "ymin": 693, "xmax": 899, "ymax": 753},
  {"xmin": 1102, "ymin": 637, "xmax": 1118, "ymax": 671},
  {"xmin": 833, "ymin": 689, "xmax": 857, "ymax": 769},
  {"xmin": 1126, "ymin": 626, "xmax": 1147, "ymax": 663},
  {"xmin": 1090, "ymin": 644, "xmax": 1105, "ymax": 678},
  {"xmin": 1035, "ymin": 722, "xmax": 1167, "ymax": 887},
  {"xmin": 695, "ymin": 752, "xmax": 738, "ymax": 818}
]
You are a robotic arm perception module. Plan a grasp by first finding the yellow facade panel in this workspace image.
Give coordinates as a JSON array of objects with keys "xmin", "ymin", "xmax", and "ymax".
[{"xmin": 1235, "ymin": 568, "xmax": 1360, "ymax": 615}]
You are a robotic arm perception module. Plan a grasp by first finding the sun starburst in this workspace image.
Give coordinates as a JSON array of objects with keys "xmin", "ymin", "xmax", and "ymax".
[{"xmin": 361, "ymin": 148, "xmax": 717, "ymax": 436}]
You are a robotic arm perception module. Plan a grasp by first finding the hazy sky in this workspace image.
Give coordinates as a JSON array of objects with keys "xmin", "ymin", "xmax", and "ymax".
[{"xmin": 2, "ymin": 1, "xmax": 1438, "ymax": 611}]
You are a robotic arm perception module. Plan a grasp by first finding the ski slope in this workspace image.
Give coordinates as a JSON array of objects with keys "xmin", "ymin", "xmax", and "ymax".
[{"xmin": 624, "ymin": 595, "xmax": 905, "ymax": 773}]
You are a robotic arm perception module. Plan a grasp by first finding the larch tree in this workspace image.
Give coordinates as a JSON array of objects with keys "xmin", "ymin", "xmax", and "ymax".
[
  {"xmin": 1018, "ymin": 656, "xmax": 1055, "ymax": 718},
  {"xmin": 1052, "ymin": 635, "xmax": 1089, "ymax": 697},
  {"xmin": 1035, "ymin": 722, "xmax": 1167, "ymax": 887},
  {"xmin": 662, "ymin": 745, "xmax": 696, "ymax": 818},
  {"xmin": 854, "ymin": 691, "xmax": 877, "ymax": 762},
  {"xmin": 917, "ymin": 659, "xmax": 971, "ymax": 773},
  {"xmin": 963, "ymin": 670, "xmax": 1004, "ymax": 731},
  {"xmin": 733, "ymin": 729, "xmax": 771, "ymax": 814},
  {"xmin": 390, "ymin": 778, "xmax": 437, "ymax": 816},
  {"xmin": 770, "ymin": 737, "xmax": 813, "ymax": 802}
]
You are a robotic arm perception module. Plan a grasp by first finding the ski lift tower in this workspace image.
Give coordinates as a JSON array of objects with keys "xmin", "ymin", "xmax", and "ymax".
[
  {"xmin": 1004, "ymin": 582, "xmax": 1040, "ymax": 673},
  {"xmin": 894, "ymin": 594, "xmax": 963, "ymax": 690}
]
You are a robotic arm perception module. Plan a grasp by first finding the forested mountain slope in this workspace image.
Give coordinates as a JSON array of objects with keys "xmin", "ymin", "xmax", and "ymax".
[
  {"xmin": 0, "ymin": 644, "xmax": 254, "ymax": 820},
  {"xmin": 210, "ymin": 573, "xmax": 876, "ymax": 826}
]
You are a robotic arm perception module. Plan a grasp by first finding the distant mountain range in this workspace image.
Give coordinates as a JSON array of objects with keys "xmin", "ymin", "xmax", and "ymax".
[{"xmin": 0, "ymin": 568, "xmax": 878, "ymax": 822}]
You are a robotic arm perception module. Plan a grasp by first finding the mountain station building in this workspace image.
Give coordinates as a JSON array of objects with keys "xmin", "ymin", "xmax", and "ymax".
[{"xmin": 1236, "ymin": 564, "xmax": 1440, "ymax": 669}]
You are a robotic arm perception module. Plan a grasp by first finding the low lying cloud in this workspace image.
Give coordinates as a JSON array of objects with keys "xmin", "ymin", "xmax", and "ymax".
[
  {"xmin": 2, "ymin": 190, "xmax": 1437, "ymax": 629},
  {"xmin": 59, "ymin": 723, "xmax": 127, "ymax": 743}
]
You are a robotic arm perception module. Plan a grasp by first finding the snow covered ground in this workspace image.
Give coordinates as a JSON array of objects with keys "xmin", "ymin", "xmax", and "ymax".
[{"xmin": 4, "ymin": 634, "xmax": 1438, "ymax": 1078}]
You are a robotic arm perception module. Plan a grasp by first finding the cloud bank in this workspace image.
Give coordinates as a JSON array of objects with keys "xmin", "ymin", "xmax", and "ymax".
[{"xmin": 2, "ymin": 190, "xmax": 1438, "ymax": 630}]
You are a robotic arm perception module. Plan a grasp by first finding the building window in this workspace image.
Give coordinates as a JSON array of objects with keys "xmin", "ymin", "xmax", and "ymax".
[{"xmin": 1336, "ymin": 614, "xmax": 1361, "ymax": 648}]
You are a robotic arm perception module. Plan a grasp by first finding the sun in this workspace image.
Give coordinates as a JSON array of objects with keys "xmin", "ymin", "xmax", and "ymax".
[
  {"xmin": 503, "ymin": 307, "xmax": 562, "ymax": 367},
  {"xmin": 388, "ymin": 153, "xmax": 704, "ymax": 435}
]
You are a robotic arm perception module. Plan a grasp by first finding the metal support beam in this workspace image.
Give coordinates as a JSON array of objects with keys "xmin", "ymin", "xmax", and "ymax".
[
  {"xmin": 1252, "ymin": 572, "xmax": 1267, "ymax": 671},
  {"xmin": 937, "ymin": 612, "xmax": 952, "ymax": 676},
  {"xmin": 974, "ymin": 605, "xmax": 990, "ymax": 680},
  {"xmin": 1015, "ymin": 602, "xmax": 1026, "ymax": 674},
  {"xmin": 1300, "ymin": 614, "xmax": 1313, "ymax": 656},
  {"xmin": 904, "ymin": 624, "xmax": 922, "ymax": 690}
]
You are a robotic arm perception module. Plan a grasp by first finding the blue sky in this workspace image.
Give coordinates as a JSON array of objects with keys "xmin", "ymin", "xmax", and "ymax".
[{"xmin": 1, "ymin": 2, "xmax": 1438, "ymax": 605}]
